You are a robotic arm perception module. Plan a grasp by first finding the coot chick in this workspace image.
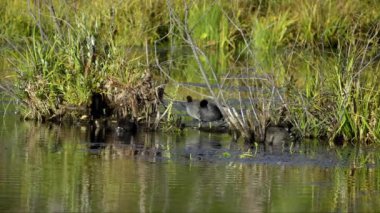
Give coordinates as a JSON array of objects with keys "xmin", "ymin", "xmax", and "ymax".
[
  {"xmin": 264, "ymin": 126, "xmax": 292, "ymax": 146},
  {"xmin": 199, "ymin": 99, "xmax": 223, "ymax": 122},
  {"xmin": 116, "ymin": 118, "xmax": 137, "ymax": 135}
]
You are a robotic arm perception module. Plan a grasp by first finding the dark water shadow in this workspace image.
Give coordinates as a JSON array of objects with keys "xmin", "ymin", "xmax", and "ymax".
[
  {"xmin": 81, "ymin": 124, "xmax": 361, "ymax": 168},
  {"xmin": 1, "ymin": 114, "xmax": 380, "ymax": 169}
]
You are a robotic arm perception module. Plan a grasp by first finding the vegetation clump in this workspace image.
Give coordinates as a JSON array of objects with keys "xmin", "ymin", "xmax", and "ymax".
[{"xmin": 103, "ymin": 72, "xmax": 164, "ymax": 123}]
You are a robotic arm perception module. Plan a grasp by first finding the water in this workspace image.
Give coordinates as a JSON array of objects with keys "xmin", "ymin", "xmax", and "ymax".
[{"xmin": 1, "ymin": 114, "xmax": 380, "ymax": 212}]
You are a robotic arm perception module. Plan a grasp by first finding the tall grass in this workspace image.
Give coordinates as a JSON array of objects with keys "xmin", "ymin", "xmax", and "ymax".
[
  {"xmin": 159, "ymin": 0, "xmax": 380, "ymax": 144},
  {"xmin": 10, "ymin": 28, "xmax": 101, "ymax": 120},
  {"xmin": 329, "ymin": 34, "xmax": 380, "ymax": 143},
  {"xmin": 1, "ymin": 0, "xmax": 380, "ymax": 47},
  {"xmin": 2, "ymin": 0, "xmax": 380, "ymax": 143}
]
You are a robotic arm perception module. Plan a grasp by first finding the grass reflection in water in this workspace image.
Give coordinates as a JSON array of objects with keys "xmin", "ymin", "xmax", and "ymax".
[{"xmin": 1, "ymin": 117, "xmax": 380, "ymax": 212}]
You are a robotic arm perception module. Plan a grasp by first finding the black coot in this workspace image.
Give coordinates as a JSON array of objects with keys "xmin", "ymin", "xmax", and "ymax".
[{"xmin": 199, "ymin": 99, "xmax": 223, "ymax": 122}]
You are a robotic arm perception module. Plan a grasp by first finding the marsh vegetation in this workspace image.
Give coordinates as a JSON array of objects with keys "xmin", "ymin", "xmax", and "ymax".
[{"xmin": 1, "ymin": 0, "xmax": 380, "ymax": 144}]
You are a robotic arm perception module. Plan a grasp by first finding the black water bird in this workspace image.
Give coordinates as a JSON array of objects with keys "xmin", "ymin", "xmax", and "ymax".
[
  {"xmin": 116, "ymin": 118, "xmax": 137, "ymax": 135},
  {"xmin": 90, "ymin": 92, "xmax": 110, "ymax": 120},
  {"xmin": 199, "ymin": 99, "xmax": 223, "ymax": 122},
  {"xmin": 185, "ymin": 96, "xmax": 223, "ymax": 128},
  {"xmin": 264, "ymin": 126, "xmax": 293, "ymax": 146}
]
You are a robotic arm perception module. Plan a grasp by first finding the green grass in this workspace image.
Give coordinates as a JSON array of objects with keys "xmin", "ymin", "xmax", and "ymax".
[{"xmin": 2, "ymin": 0, "xmax": 380, "ymax": 143}]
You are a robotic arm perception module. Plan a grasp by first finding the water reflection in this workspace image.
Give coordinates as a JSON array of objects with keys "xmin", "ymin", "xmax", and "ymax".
[{"xmin": 1, "ymin": 116, "xmax": 380, "ymax": 212}]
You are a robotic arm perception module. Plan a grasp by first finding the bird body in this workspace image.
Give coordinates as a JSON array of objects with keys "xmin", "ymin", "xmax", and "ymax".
[
  {"xmin": 185, "ymin": 96, "xmax": 223, "ymax": 124},
  {"xmin": 264, "ymin": 126, "xmax": 292, "ymax": 145},
  {"xmin": 116, "ymin": 118, "xmax": 137, "ymax": 134},
  {"xmin": 199, "ymin": 99, "xmax": 223, "ymax": 122}
]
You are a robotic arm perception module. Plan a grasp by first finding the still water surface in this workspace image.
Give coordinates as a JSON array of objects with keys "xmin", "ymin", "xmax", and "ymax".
[{"xmin": 1, "ymin": 114, "xmax": 380, "ymax": 212}]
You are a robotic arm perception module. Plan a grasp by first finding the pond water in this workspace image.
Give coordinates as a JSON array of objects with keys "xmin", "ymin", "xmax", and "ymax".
[{"xmin": 1, "ymin": 111, "xmax": 380, "ymax": 212}]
